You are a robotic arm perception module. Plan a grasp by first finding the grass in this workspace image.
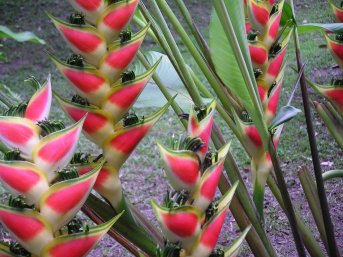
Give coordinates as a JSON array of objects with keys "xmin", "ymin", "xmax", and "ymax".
[{"xmin": 0, "ymin": 0, "xmax": 342, "ymax": 256}]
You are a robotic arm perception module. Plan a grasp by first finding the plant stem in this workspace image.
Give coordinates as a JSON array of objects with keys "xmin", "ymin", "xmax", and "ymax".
[
  {"xmin": 268, "ymin": 138, "xmax": 307, "ymax": 257},
  {"xmin": 290, "ymin": 1, "xmax": 340, "ymax": 255}
]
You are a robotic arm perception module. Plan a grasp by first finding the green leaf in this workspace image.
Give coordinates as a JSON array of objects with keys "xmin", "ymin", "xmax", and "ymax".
[
  {"xmin": 280, "ymin": 2, "xmax": 294, "ymax": 26},
  {"xmin": 322, "ymin": 170, "xmax": 343, "ymax": 181},
  {"xmin": 134, "ymin": 51, "xmax": 211, "ymax": 110},
  {"xmin": 269, "ymin": 105, "xmax": 302, "ymax": 130},
  {"xmin": 0, "ymin": 25, "xmax": 46, "ymax": 44},
  {"xmin": 224, "ymin": 225, "xmax": 251, "ymax": 257},
  {"xmin": 297, "ymin": 23, "xmax": 343, "ymax": 34}
]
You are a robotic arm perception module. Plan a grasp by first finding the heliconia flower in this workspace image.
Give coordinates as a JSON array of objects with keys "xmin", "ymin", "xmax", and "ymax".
[
  {"xmin": 151, "ymin": 200, "xmax": 201, "ymax": 249},
  {"xmin": 324, "ymin": 33, "xmax": 343, "ymax": 69},
  {"xmin": 99, "ymin": 23, "xmax": 150, "ymax": 83},
  {"xmin": 0, "ymin": 117, "xmax": 40, "ymax": 159},
  {"xmin": 192, "ymin": 143, "xmax": 231, "ymax": 213},
  {"xmin": 307, "ymin": 80, "xmax": 343, "ymax": 116},
  {"xmin": 248, "ymin": 41, "xmax": 268, "ymax": 69},
  {"xmin": 260, "ymin": 0, "xmax": 284, "ymax": 48},
  {"xmin": 191, "ymin": 182, "xmax": 238, "ymax": 257},
  {"xmin": 0, "ymin": 160, "xmax": 49, "ymax": 206},
  {"xmin": 40, "ymin": 214, "xmax": 122, "ymax": 257},
  {"xmin": 313, "ymin": 101, "xmax": 343, "ymax": 149},
  {"xmin": 103, "ymin": 97, "xmax": 174, "ymax": 170},
  {"xmin": 97, "ymin": 0, "xmax": 139, "ymax": 43},
  {"xmin": 329, "ymin": 0, "xmax": 343, "ymax": 22},
  {"xmin": 39, "ymin": 164, "xmax": 100, "ymax": 232},
  {"xmin": 101, "ymin": 59, "xmax": 161, "ymax": 124},
  {"xmin": 0, "ymin": 205, "xmax": 53, "ymax": 256},
  {"xmin": 55, "ymin": 95, "xmax": 114, "ymax": 146},
  {"xmin": 25, "ymin": 75, "xmax": 52, "ymax": 123},
  {"xmin": 49, "ymin": 15, "xmax": 107, "ymax": 67},
  {"xmin": 238, "ymin": 121, "xmax": 264, "ymax": 158},
  {"xmin": 32, "ymin": 116, "xmax": 85, "ymax": 181},
  {"xmin": 157, "ymin": 143, "xmax": 201, "ymax": 192},
  {"xmin": 67, "ymin": 0, "xmax": 106, "ymax": 24},
  {"xmin": 262, "ymin": 46, "xmax": 287, "ymax": 88},
  {"xmin": 50, "ymin": 54, "xmax": 110, "ymax": 106},
  {"xmin": 75, "ymin": 162, "xmax": 123, "ymax": 209},
  {"xmin": 188, "ymin": 100, "xmax": 216, "ymax": 161},
  {"xmin": 264, "ymin": 67, "xmax": 285, "ymax": 123},
  {"xmin": 247, "ymin": 0, "xmax": 271, "ymax": 33}
]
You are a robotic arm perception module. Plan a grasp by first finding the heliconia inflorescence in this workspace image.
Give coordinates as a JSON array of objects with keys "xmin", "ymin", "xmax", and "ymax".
[
  {"xmin": 0, "ymin": 76, "xmax": 121, "ymax": 257},
  {"xmin": 48, "ymin": 0, "xmax": 174, "ymax": 216},
  {"xmin": 152, "ymin": 102, "xmax": 251, "ymax": 257},
  {"xmin": 242, "ymin": 0, "xmax": 292, "ymax": 217}
]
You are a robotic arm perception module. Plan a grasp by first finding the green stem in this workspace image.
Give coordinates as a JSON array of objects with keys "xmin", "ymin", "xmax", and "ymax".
[
  {"xmin": 322, "ymin": 169, "xmax": 343, "ymax": 181},
  {"xmin": 0, "ymin": 141, "xmax": 10, "ymax": 154},
  {"xmin": 253, "ymin": 178, "xmax": 265, "ymax": 222},
  {"xmin": 290, "ymin": 1, "xmax": 340, "ymax": 255}
]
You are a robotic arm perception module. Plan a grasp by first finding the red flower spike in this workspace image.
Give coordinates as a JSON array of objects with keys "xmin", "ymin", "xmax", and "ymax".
[
  {"xmin": 99, "ymin": 23, "xmax": 150, "ymax": 83},
  {"xmin": 151, "ymin": 199, "xmax": 201, "ymax": 248},
  {"xmin": 191, "ymin": 207, "xmax": 230, "ymax": 257},
  {"xmin": 103, "ymin": 96, "xmax": 174, "ymax": 170},
  {"xmin": 41, "ymin": 213, "xmax": 122, "ymax": 257},
  {"xmin": 329, "ymin": 0, "xmax": 343, "ymax": 22},
  {"xmin": 157, "ymin": 143, "xmax": 201, "ymax": 192},
  {"xmin": 0, "ymin": 117, "xmax": 40, "ymax": 159},
  {"xmin": 307, "ymin": 80, "xmax": 343, "ymax": 116},
  {"xmin": 0, "ymin": 205, "xmax": 53, "ymax": 256},
  {"xmin": 33, "ymin": 116, "xmax": 85, "ymax": 182},
  {"xmin": 40, "ymin": 164, "xmax": 100, "ymax": 232},
  {"xmin": 102, "ymin": 58, "xmax": 161, "ymax": 124},
  {"xmin": 75, "ymin": 163, "xmax": 123, "ymax": 208},
  {"xmin": 224, "ymin": 225, "xmax": 251, "ymax": 257},
  {"xmin": 25, "ymin": 75, "xmax": 52, "ymax": 123},
  {"xmin": 325, "ymin": 33, "xmax": 343, "ymax": 69},
  {"xmin": 67, "ymin": 0, "xmax": 106, "ymax": 24},
  {"xmin": 97, "ymin": 0, "xmax": 139, "ymax": 43},
  {"xmin": 50, "ymin": 54, "xmax": 110, "ymax": 106},
  {"xmin": 261, "ymin": 0, "xmax": 284, "ymax": 48},
  {"xmin": 248, "ymin": 0, "xmax": 270, "ymax": 32},
  {"xmin": 55, "ymin": 95, "xmax": 114, "ymax": 146},
  {"xmin": 248, "ymin": 41, "xmax": 268, "ymax": 69},
  {"xmin": 188, "ymin": 100, "xmax": 216, "ymax": 161},
  {"xmin": 257, "ymin": 79, "xmax": 268, "ymax": 103},
  {"xmin": 265, "ymin": 72, "xmax": 284, "ymax": 123},
  {"xmin": 237, "ymin": 119, "xmax": 264, "ymax": 158},
  {"xmin": 49, "ymin": 15, "xmax": 107, "ymax": 67},
  {"xmin": 0, "ymin": 161, "xmax": 49, "ymax": 206},
  {"xmin": 192, "ymin": 157, "xmax": 226, "ymax": 213},
  {"xmin": 262, "ymin": 47, "xmax": 287, "ymax": 88}
]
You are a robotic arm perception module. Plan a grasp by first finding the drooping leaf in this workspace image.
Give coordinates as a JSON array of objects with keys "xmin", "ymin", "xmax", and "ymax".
[
  {"xmin": 297, "ymin": 23, "xmax": 343, "ymax": 34},
  {"xmin": 0, "ymin": 25, "xmax": 46, "ymax": 44},
  {"xmin": 268, "ymin": 105, "xmax": 301, "ymax": 130}
]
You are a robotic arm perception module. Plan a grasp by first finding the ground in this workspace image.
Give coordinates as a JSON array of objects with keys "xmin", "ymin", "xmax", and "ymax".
[{"xmin": 0, "ymin": 0, "xmax": 342, "ymax": 256}]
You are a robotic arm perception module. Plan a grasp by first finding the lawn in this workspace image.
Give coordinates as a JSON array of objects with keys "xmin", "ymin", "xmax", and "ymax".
[{"xmin": 0, "ymin": 0, "xmax": 342, "ymax": 256}]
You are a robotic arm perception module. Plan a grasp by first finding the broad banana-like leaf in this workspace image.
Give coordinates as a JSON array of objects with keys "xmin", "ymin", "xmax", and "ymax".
[
  {"xmin": 224, "ymin": 225, "xmax": 251, "ymax": 257},
  {"xmin": 0, "ymin": 117, "xmax": 40, "ymax": 159},
  {"xmin": 151, "ymin": 199, "xmax": 201, "ymax": 249},
  {"xmin": 76, "ymin": 163, "xmax": 123, "ymax": 208},
  {"xmin": 97, "ymin": 0, "xmax": 139, "ymax": 43},
  {"xmin": 103, "ymin": 97, "xmax": 174, "ymax": 169},
  {"xmin": 50, "ymin": 54, "xmax": 110, "ymax": 106},
  {"xmin": 192, "ymin": 158, "xmax": 226, "ymax": 213},
  {"xmin": 324, "ymin": 33, "xmax": 343, "ymax": 69},
  {"xmin": 41, "ymin": 213, "xmax": 122, "ymax": 257},
  {"xmin": 329, "ymin": 0, "xmax": 343, "ymax": 22},
  {"xmin": 100, "ymin": 23, "xmax": 150, "ymax": 83},
  {"xmin": 0, "ymin": 205, "xmax": 53, "ymax": 256},
  {"xmin": 49, "ymin": 14, "xmax": 107, "ymax": 67},
  {"xmin": 102, "ymin": 58, "xmax": 161, "ymax": 124},
  {"xmin": 40, "ymin": 164, "xmax": 100, "ymax": 232},
  {"xmin": 307, "ymin": 79, "xmax": 343, "ymax": 116},
  {"xmin": 55, "ymin": 95, "xmax": 114, "ymax": 146},
  {"xmin": 33, "ymin": 116, "xmax": 85, "ymax": 181},
  {"xmin": 67, "ymin": 0, "xmax": 106, "ymax": 24},
  {"xmin": 157, "ymin": 143, "xmax": 200, "ymax": 192},
  {"xmin": 188, "ymin": 100, "xmax": 216, "ymax": 161},
  {"xmin": 25, "ymin": 75, "xmax": 52, "ymax": 123},
  {"xmin": 0, "ymin": 160, "xmax": 49, "ymax": 205}
]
